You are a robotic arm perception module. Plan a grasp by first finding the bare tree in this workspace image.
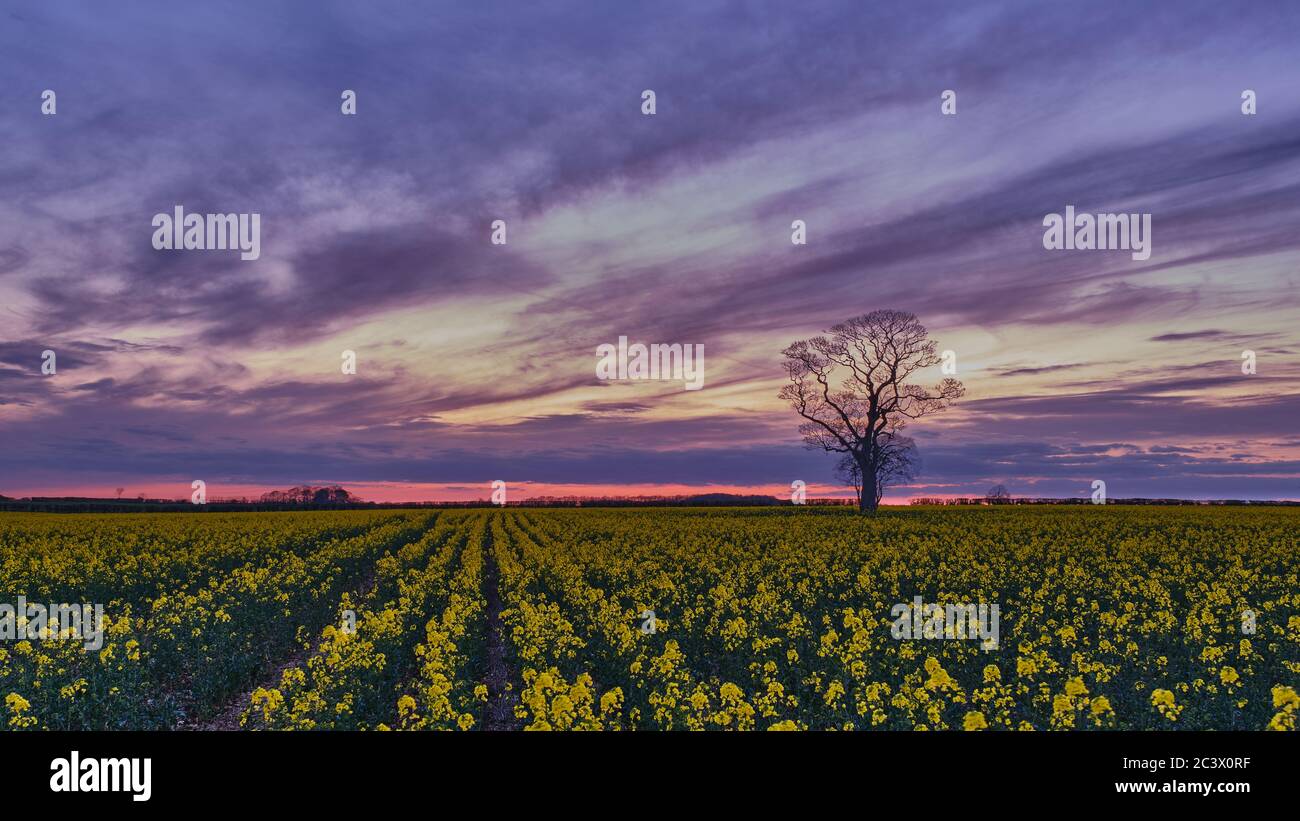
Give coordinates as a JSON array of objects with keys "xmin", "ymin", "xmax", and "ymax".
[
  {"xmin": 781, "ymin": 310, "xmax": 963, "ymax": 513},
  {"xmin": 985, "ymin": 484, "xmax": 1011, "ymax": 503},
  {"xmin": 835, "ymin": 432, "xmax": 920, "ymax": 507}
]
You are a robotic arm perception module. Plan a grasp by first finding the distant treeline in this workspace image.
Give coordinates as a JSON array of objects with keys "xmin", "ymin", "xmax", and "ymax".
[
  {"xmin": 519, "ymin": 494, "xmax": 855, "ymax": 507},
  {"xmin": 909, "ymin": 497, "xmax": 1299, "ymax": 506},
  {"xmin": 0, "ymin": 497, "xmax": 383, "ymax": 513},
  {"xmin": 2, "ymin": 493, "xmax": 1294, "ymax": 514},
  {"xmin": 0, "ymin": 492, "xmax": 856, "ymax": 513}
]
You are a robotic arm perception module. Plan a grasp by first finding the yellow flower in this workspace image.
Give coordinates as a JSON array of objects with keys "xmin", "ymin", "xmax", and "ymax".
[
  {"xmin": 5, "ymin": 693, "xmax": 31, "ymax": 712},
  {"xmin": 963, "ymin": 711, "xmax": 988, "ymax": 731},
  {"xmin": 5, "ymin": 693, "xmax": 36, "ymax": 729},
  {"xmin": 823, "ymin": 680, "xmax": 846, "ymax": 705},
  {"xmin": 1273, "ymin": 686, "xmax": 1300, "ymax": 711},
  {"xmin": 1151, "ymin": 688, "xmax": 1182, "ymax": 721},
  {"xmin": 599, "ymin": 689, "xmax": 623, "ymax": 715}
]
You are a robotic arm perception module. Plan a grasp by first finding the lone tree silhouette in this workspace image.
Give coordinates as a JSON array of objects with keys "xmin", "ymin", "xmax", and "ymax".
[{"xmin": 781, "ymin": 310, "xmax": 963, "ymax": 513}]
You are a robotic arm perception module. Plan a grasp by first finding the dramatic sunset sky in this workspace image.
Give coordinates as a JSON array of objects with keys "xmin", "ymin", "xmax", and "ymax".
[{"xmin": 2, "ymin": 1, "xmax": 1299, "ymax": 502}]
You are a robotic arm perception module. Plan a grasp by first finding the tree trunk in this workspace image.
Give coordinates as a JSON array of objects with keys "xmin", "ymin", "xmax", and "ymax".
[{"xmin": 858, "ymin": 458, "xmax": 878, "ymax": 513}]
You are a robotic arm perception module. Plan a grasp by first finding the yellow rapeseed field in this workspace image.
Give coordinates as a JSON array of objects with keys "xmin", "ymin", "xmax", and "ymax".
[{"xmin": 1, "ymin": 506, "xmax": 1296, "ymax": 731}]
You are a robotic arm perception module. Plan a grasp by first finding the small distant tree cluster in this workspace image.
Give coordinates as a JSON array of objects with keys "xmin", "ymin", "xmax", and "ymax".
[{"xmin": 259, "ymin": 485, "xmax": 359, "ymax": 504}]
